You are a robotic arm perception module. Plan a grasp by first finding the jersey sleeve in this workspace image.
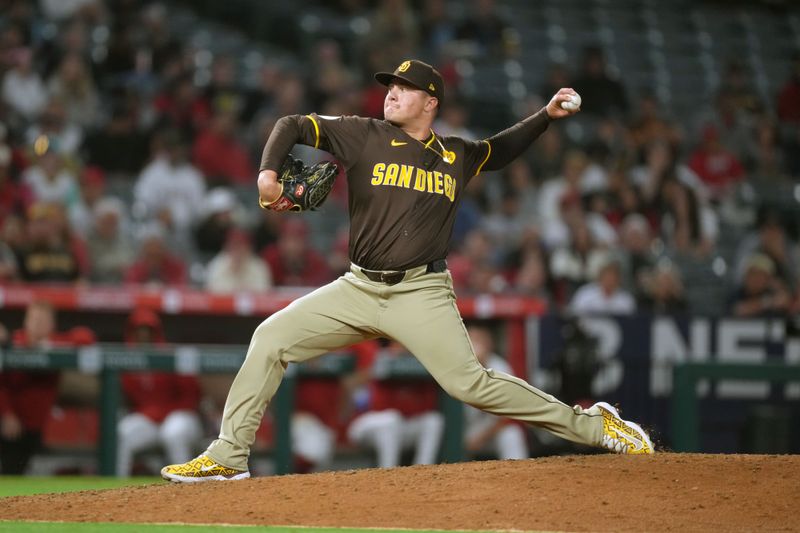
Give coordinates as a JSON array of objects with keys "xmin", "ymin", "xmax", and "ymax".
[
  {"xmin": 260, "ymin": 114, "xmax": 370, "ymax": 173},
  {"xmin": 461, "ymin": 138, "xmax": 493, "ymax": 179},
  {"xmin": 307, "ymin": 113, "xmax": 371, "ymax": 170}
]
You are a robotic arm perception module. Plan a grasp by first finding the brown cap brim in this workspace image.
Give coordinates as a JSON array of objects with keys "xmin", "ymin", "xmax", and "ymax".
[{"xmin": 374, "ymin": 72, "xmax": 434, "ymax": 97}]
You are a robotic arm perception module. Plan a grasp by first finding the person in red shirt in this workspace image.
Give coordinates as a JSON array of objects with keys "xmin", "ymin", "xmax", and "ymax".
[
  {"xmin": 191, "ymin": 110, "xmax": 254, "ymax": 186},
  {"xmin": 687, "ymin": 125, "xmax": 745, "ymax": 202},
  {"xmin": 261, "ymin": 218, "xmax": 332, "ymax": 286},
  {"xmin": 346, "ymin": 340, "xmax": 444, "ymax": 468},
  {"xmin": 0, "ymin": 300, "xmax": 95, "ymax": 474},
  {"xmin": 116, "ymin": 308, "xmax": 203, "ymax": 477},
  {"xmin": 124, "ymin": 224, "xmax": 188, "ymax": 287},
  {"xmin": 291, "ymin": 341, "xmax": 377, "ymax": 473}
]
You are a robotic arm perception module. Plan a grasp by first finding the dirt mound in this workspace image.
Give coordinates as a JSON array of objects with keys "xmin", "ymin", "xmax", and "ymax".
[{"xmin": 1, "ymin": 454, "xmax": 797, "ymax": 532}]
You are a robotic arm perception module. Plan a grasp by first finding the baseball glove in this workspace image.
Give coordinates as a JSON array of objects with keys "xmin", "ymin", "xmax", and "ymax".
[{"xmin": 259, "ymin": 155, "xmax": 338, "ymax": 212}]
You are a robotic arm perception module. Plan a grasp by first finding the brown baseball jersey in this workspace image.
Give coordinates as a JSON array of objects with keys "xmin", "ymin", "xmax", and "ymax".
[{"xmin": 261, "ymin": 110, "xmax": 552, "ymax": 271}]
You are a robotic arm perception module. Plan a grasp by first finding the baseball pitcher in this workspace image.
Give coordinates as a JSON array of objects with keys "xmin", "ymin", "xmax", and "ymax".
[{"xmin": 162, "ymin": 59, "xmax": 654, "ymax": 482}]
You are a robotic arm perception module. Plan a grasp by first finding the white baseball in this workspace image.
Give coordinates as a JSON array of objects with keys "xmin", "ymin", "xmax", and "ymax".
[{"xmin": 560, "ymin": 93, "xmax": 581, "ymax": 111}]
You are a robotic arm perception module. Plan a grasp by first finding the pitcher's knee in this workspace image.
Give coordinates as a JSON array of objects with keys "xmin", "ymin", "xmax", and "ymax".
[
  {"xmin": 251, "ymin": 321, "xmax": 288, "ymax": 364},
  {"xmin": 440, "ymin": 369, "xmax": 486, "ymax": 404}
]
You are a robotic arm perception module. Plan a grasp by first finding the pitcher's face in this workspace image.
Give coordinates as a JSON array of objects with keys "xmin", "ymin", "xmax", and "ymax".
[{"xmin": 384, "ymin": 81, "xmax": 435, "ymax": 125}]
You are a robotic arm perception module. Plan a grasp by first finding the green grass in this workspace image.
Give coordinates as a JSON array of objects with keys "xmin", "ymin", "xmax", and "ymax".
[{"xmin": 0, "ymin": 476, "xmax": 161, "ymax": 497}]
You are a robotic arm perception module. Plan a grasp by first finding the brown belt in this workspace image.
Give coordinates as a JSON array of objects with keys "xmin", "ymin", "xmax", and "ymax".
[{"xmin": 360, "ymin": 259, "xmax": 447, "ymax": 285}]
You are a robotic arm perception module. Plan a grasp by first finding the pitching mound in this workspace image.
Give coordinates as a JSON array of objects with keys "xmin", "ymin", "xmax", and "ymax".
[{"xmin": 2, "ymin": 454, "xmax": 798, "ymax": 532}]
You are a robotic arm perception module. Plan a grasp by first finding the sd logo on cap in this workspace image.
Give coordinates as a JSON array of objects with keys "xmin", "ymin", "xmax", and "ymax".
[{"xmin": 375, "ymin": 59, "xmax": 445, "ymax": 102}]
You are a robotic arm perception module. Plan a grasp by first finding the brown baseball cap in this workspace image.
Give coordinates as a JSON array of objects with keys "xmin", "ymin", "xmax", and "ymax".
[{"xmin": 375, "ymin": 59, "xmax": 445, "ymax": 102}]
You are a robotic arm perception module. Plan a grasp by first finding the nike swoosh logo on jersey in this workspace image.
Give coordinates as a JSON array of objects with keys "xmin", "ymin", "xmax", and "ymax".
[{"xmin": 390, "ymin": 139, "xmax": 407, "ymax": 147}]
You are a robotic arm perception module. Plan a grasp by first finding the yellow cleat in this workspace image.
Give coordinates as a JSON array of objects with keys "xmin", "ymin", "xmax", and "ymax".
[
  {"xmin": 594, "ymin": 402, "xmax": 655, "ymax": 455},
  {"xmin": 161, "ymin": 455, "xmax": 251, "ymax": 483}
]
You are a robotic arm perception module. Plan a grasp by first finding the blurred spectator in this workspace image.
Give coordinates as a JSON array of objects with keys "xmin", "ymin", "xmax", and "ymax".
[
  {"xmin": 0, "ymin": 301, "xmax": 95, "ymax": 474},
  {"xmin": 204, "ymin": 55, "xmax": 247, "ymax": 119},
  {"xmin": 512, "ymin": 251, "xmax": 550, "ymax": 302},
  {"xmin": 448, "ymin": 228, "xmax": 496, "ymax": 290},
  {"xmin": 81, "ymin": 100, "xmax": 150, "ymax": 177},
  {"xmin": 617, "ymin": 213, "xmax": 659, "ymax": 297},
  {"xmin": 87, "ymin": 197, "xmax": 134, "ymax": 283},
  {"xmin": 194, "ymin": 187, "xmax": 240, "ymax": 258},
  {"xmin": 292, "ymin": 341, "xmax": 377, "ymax": 473},
  {"xmin": 1, "ymin": 47, "xmax": 47, "ymax": 123},
  {"xmin": 16, "ymin": 203, "xmax": 82, "ymax": 283},
  {"xmin": 550, "ymin": 218, "xmax": 610, "ymax": 307},
  {"xmin": 730, "ymin": 253, "xmax": 791, "ymax": 317},
  {"xmin": 695, "ymin": 88, "xmax": 753, "ymax": 159},
  {"xmin": 362, "ymin": 0, "xmax": 419, "ymax": 69},
  {"xmin": 205, "ymin": 228, "xmax": 272, "ymax": 294},
  {"xmin": 539, "ymin": 63, "xmax": 572, "ymax": 104},
  {"xmin": 467, "ymin": 261, "xmax": 509, "ymax": 294},
  {"xmin": 419, "ymin": 0, "xmax": 457, "ymax": 63},
  {"xmin": 117, "ymin": 308, "xmax": 203, "ymax": 477},
  {"xmin": 734, "ymin": 209, "xmax": 799, "ymax": 290},
  {"xmin": 464, "ymin": 324, "xmax": 529, "ymax": 460},
  {"xmin": 68, "ymin": 165, "xmax": 106, "ymax": 236},
  {"xmin": 347, "ymin": 340, "xmax": 444, "ymax": 468},
  {"xmin": 138, "ymin": 2, "xmax": 183, "ymax": 79},
  {"xmin": 20, "ymin": 144, "xmax": 79, "ymax": 207},
  {"xmin": 777, "ymin": 52, "xmax": 800, "ymax": 125},
  {"xmin": 98, "ymin": 19, "xmax": 137, "ymax": 83},
  {"xmin": 630, "ymin": 140, "xmax": 706, "ymax": 207},
  {"xmin": 134, "ymin": 129, "xmax": 206, "ymax": 240},
  {"xmin": 571, "ymin": 46, "xmax": 629, "ymax": 118},
  {"xmin": 538, "ymin": 150, "xmax": 588, "ymax": 249},
  {"xmin": 687, "ymin": 125, "xmax": 745, "ymax": 202},
  {"xmin": 0, "ymin": 141, "xmax": 32, "ymax": 225},
  {"xmin": 191, "ymin": 110, "xmax": 254, "ymax": 186},
  {"xmin": 717, "ymin": 60, "xmax": 762, "ymax": 117},
  {"xmin": 124, "ymin": 223, "xmax": 188, "ymax": 287},
  {"xmin": 251, "ymin": 207, "xmax": 281, "ymax": 252},
  {"xmin": 482, "ymin": 188, "xmax": 526, "ymax": 255},
  {"xmin": 39, "ymin": 0, "xmax": 103, "ymax": 22},
  {"xmin": 627, "ymin": 90, "xmax": 682, "ymax": 160},
  {"xmin": 637, "ymin": 261, "xmax": 687, "ymax": 314},
  {"xmin": 261, "ymin": 218, "xmax": 332, "ymax": 286},
  {"xmin": 654, "ymin": 175, "xmax": 718, "ymax": 256},
  {"xmin": 527, "ymin": 122, "xmax": 565, "ymax": 181},
  {"xmin": 0, "ymin": 240, "xmax": 18, "ymax": 282},
  {"xmin": 50, "ymin": 201, "xmax": 91, "ymax": 279},
  {"xmin": 455, "ymin": 0, "xmax": 513, "ymax": 58},
  {"xmin": 746, "ymin": 118, "xmax": 787, "ymax": 180},
  {"xmin": 152, "ymin": 74, "xmax": 211, "ymax": 139},
  {"xmin": 433, "ymin": 99, "xmax": 476, "ymax": 139},
  {"xmin": 46, "ymin": 52, "xmax": 99, "ymax": 128},
  {"xmin": 25, "ymin": 99, "xmax": 84, "ymax": 158},
  {"xmin": 0, "ymin": 214, "xmax": 26, "ymax": 257},
  {"xmin": 308, "ymin": 40, "xmax": 358, "ymax": 113},
  {"xmin": 569, "ymin": 255, "xmax": 636, "ymax": 315}
]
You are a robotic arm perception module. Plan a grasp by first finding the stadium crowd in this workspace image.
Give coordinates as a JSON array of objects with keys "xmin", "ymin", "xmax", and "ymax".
[{"xmin": 0, "ymin": 0, "xmax": 799, "ymax": 318}]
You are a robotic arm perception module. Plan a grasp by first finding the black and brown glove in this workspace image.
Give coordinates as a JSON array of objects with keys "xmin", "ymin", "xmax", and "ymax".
[{"xmin": 259, "ymin": 155, "xmax": 338, "ymax": 212}]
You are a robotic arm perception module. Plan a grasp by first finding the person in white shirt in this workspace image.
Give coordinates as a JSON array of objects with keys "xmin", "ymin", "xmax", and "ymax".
[
  {"xmin": 205, "ymin": 228, "xmax": 272, "ymax": 293},
  {"xmin": 570, "ymin": 254, "xmax": 636, "ymax": 315},
  {"xmin": 133, "ymin": 130, "xmax": 206, "ymax": 242},
  {"xmin": 2, "ymin": 48, "xmax": 47, "ymax": 121}
]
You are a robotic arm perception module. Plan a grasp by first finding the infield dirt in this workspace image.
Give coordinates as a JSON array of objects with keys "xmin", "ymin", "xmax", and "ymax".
[{"xmin": 1, "ymin": 454, "xmax": 797, "ymax": 532}]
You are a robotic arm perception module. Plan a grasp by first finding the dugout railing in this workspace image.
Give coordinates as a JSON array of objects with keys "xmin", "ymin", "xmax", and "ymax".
[{"xmin": 0, "ymin": 344, "xmax": 465, "ymax": 476}]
